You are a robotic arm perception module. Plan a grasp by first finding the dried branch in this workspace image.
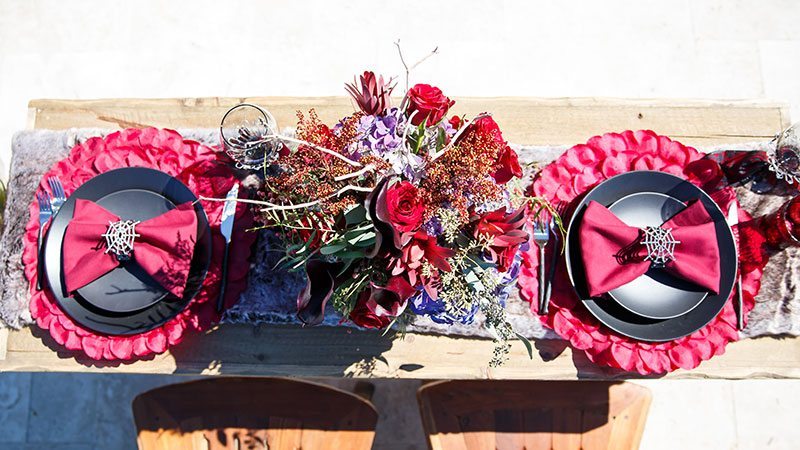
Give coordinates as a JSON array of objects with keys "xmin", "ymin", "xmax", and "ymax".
[
  {"xmin": 200, "ymin": 184, "xmax": 374, "ymax": 213},
  {"xmin": 394, "ymin": 40, "xmax": 439, "ymax": 92},
  {"xmin": 334, "ymin": 164, "xmax": 376, "ymax": 182}
]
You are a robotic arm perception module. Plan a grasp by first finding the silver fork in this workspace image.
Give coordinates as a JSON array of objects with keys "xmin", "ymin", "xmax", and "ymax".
[
  {"xmin": 48, "ymin": 176, "xmax": 66, "ymax": 214},
  {"xmin": 542, "ymin": 202, "xmax": 569, "ymax": 315},
  {"xmin": 532, "ymin": 216, "xmax": 550, "ymax": 315},
  {"xmin": 36, "ymin": 192, "xmax": 53, "ymax": 290}
]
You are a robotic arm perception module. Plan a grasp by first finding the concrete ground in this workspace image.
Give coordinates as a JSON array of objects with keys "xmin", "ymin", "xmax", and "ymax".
[
  {"xmin": 0, "ymin": 374, "xmax": 799, "ymax": 449},
  {"xmin": 1, "ymin": 0, "xmax": 800, "ymax": 448}
]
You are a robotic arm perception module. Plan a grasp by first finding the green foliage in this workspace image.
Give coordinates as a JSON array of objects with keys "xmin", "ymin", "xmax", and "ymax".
[
  {"xmin": 330, "ymin": 270, "xmax": 371, "ymax": 318},
  {"xmin": 319, "ymin": 221, "xmax": 376, "ymax": 275}
]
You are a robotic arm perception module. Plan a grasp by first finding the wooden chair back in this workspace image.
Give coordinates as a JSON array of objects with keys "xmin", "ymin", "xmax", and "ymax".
[
  {"xmin": 417, "ymin": 380, "xmax": 651, "ymax": 450},
  {"xmin": 132, "ymin": 377, "xmax": 378, "ymax": 450}
]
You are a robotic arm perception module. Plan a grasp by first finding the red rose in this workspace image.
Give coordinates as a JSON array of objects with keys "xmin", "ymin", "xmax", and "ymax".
[
  {"xmin": 348, "ymin": 276, "xmax": 415, "ymax": 329},
  {"xmin": 448, "ymin": 115, "xmax": 463, "ymax": 130},
  {"xmin": 386, "ymin": 181, "xmax": 425, "ymax": 233},
  {"xmin": 407, "ymin": 83, "xmax": 455, "ymax": 126},
  {"xmin": 493, "ymin": 145, "xmax": 523, "ymax": 184}
]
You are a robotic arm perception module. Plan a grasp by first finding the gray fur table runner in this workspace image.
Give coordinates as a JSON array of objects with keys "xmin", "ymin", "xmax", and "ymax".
[{"xmin": 1, "ymin": 129, "xmax": 797, "ymax": 341}]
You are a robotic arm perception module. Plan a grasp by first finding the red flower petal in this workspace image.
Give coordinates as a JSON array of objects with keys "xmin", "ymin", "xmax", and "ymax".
[
  {"xmin": 82, "ymin": 337, "xmax": 105, "ymax": 360},
  {"xmin": 110, "ymin": 339, "xmax": 134, "ymax": 360},
  {"xmin": 146, "ymin": 329, "xmax": 168, "ymax": 354}
]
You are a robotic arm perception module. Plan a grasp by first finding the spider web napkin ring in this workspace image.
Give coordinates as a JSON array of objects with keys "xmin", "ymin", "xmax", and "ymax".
[
  {"xmin": 102, "ymin": 219, "xmax": 141, "ymax": 261},
  {"xmin": 640, "ymin": 225, "xmax": 681, "ymax": 268}
]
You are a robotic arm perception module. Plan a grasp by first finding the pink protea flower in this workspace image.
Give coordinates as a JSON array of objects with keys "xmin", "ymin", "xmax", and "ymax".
[{"xmin": 345, "ymin": 71, "xmax": 395, "ymax": 115}]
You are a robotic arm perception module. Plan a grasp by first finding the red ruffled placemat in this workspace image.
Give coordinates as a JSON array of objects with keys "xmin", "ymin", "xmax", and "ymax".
[
  {"xmin": 520, "ymin": 130, "xmax": 764, "ymax": 374},
  {"xmin": 23, "ymin": 128, "xmax": 255, "ymax": 361}
]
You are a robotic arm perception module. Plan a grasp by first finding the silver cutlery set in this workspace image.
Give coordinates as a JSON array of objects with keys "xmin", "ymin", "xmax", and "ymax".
[
  {"xmin": 36, "ymin": 176, "xmax": 66, "ymax": 290},
  {"xmin": 532, "ymin": 202, "xmax": 568, "ymax": 316}
]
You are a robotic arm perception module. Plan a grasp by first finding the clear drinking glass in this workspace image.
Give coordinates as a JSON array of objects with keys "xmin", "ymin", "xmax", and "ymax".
[
  {"xmin": 219, "ymin": 103, "xmax": 281, "ymax": 170},
  {"xmin": 768, "ymin": 122, "xmax": 800, "ymax": 186}
]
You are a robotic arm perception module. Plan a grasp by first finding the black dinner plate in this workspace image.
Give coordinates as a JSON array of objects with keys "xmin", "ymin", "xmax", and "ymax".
[
  {"xmin": 564, "ymin": 170, "xmax": 737, "ymax": 342},
  {"xmin": 43, "ymin": 167, "xmax": 212, "ymax": 335}
]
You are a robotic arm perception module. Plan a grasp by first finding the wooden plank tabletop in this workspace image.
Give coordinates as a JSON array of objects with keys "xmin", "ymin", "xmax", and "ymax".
[
  {"xmin": 28, "ymin": 97, "xmax": 790, "ymax": 146},
  {"xmin": 3, "ymin": 96, "xmax": 797, "ymax": 380}
]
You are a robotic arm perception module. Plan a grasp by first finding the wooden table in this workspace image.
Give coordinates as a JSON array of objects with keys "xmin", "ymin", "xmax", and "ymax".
[{"xmin": 1, "ymin": 96, "xmax": 798, "ymax": 380}]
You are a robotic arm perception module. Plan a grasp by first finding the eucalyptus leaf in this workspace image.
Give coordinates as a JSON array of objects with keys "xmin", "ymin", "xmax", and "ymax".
[
  {"xmin": 515, "ymin": 333, "xmax": 534, "ymax": 360},
  {"xmin": 344, "ymin": 205, "xmax": 368, "ymax": 226},
  {"xmin": 320, "ymin": 242, "xmax": 347, "ymax": 255},
  {"xmin": 414, "ymin": 122, "xmax": 427, "ymax": 153},
  {"xmin": 335, "ymin": 250, "xmax": 367, "ymax": 260}
]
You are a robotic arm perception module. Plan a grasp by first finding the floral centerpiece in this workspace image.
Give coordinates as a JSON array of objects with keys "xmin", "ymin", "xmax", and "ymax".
[{"xmin": 221, "ymin": 68, "xmax": 545, "ymax": 365}]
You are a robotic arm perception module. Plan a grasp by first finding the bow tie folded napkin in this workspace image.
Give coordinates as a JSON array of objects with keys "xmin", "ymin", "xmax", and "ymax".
[
  {"xmin": 62, "ymin": 199, "xmax": 198, "ymax": 298},
  {"xmin": 578, "ymin": 200, "xmax": 721, "ymax": 297}
]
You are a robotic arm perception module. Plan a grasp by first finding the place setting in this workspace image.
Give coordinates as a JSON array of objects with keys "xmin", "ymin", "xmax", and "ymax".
[
  {"xmin": 566, "ymin": 170, "xmax": 738, "ymax": 343},
  {"xmin": 39, "ymin": 167, "xmax": 213, "ymax": 336},
  {"xmin": 23, "ymin": 128, "xmax": 256, "ymax": 361},
  {"xmin": 518, "ymin": 128, "xmax": 800, "ymax": 374}
]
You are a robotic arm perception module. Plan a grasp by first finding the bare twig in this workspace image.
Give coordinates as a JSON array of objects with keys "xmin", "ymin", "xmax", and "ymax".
[
  {"xmin": 200, "ymin": 184, "xmax": 375, "ymax": 213},
  {"xmin": 266, "ymin": 134, "xmax": 362, "ymax": 167},
  {"xmin": 334, "ymin": 164, "xmax": 376, "ymax": 182},
  {"xmin": 239, "ymin": 134, "xmax": 362, "ymax": 167},
  {"xmin": 402, "ymin": 110, "xmax": 419, "ymax": 153},
  {"xmin": 394, "ymin": 40, "xmax": 439, "ymax": 92}
]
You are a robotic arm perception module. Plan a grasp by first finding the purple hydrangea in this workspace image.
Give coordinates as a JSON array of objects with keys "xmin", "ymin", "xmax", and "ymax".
[
  {"xmin": 409, "ymin": 250, "xmax": 523, "ymax": 324},
  {"xmin": 357, "ymin": 108, "xmax": 404, "ymax": 156},
  {"xmin": 355, "ymin": 109, "xmax": 425, "ymax": 178},
  {"xmin": 423, "ymin": 216, "xmax": 444, "ymax": 237},
  {"xmin": 409, "ymin": 289, "xmax": 480, "ymax": 325},
  {"xmin": 494, "ymin": 256, "xmax": 522, "ymax": 306}
]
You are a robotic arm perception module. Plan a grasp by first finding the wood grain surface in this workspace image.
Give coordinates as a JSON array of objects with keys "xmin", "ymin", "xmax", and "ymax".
[
  {"xmin": 1, "ymin": 96, "xmax": 796, "ymax": 379},
  {"xmin": 28, "ymin": 97, "xmax": 790, "ymax": 146}
]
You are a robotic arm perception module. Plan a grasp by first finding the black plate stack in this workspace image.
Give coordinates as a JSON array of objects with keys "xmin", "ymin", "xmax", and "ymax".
[
  {"xmin": 564, "ymin": 171, "xmax": 737, "ymax": 342},
  {"xmin": 42, "ymin": 167, "xmax": 212, "ymax": 335}
]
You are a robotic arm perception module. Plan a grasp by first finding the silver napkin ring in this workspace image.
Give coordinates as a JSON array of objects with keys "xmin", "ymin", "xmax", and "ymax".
[
  {"xmin": 102, "ymin": 220, "xmax": 141, "ymax": 261},
  {"xmin": 641, "ymin": 226, "xmax": 680, "ymax": 267}
]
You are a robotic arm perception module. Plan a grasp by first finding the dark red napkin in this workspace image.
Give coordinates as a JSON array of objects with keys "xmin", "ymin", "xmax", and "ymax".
[
  {"xmin": 63, "ymin": 199, "xmax": 198, "ymax": 298},
  {"xmin": 579, "ymin": 200, "xmax": 721, "ymax": 297}
]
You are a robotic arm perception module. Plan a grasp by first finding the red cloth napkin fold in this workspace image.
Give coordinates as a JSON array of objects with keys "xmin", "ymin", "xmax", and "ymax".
[
  {"xmin": 578, "ymin": 199, "xmax": 721, "ymax": 297},
  {"xmin": 63, "ymin": 199, "xmax": 198, "ymax": 298}
]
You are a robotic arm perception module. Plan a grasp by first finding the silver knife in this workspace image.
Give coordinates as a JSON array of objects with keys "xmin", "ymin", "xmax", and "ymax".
[
  {"xmin": 726, "ymin": 201, "xmax": 744, "ymax": 330},
  {"xmin": 216, "ymin": 183, "xmax": 239, "ymax": 313}
]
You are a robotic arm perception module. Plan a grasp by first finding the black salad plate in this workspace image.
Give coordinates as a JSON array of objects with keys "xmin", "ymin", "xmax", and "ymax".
[
  {"xmin": 43, "ymin": 167, "xmax": 212, "ymax": 335},
  {"xmin": 564, "ymin": 171, "xmax": 737, "ymax": 342}
]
